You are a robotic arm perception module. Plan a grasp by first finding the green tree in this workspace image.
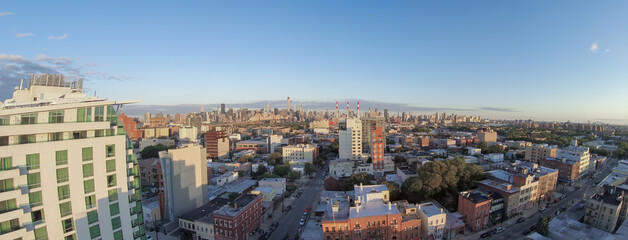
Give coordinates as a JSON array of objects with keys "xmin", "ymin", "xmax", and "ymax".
[
  {"xmin": 393, "ymin": 155, "xmax": 406, "ymax": 164},
  {"xmin": 535, "ymin": 216, "xmax": 549, "ymax": 236},
  {"xmin": 140, "ymin": 144, "xmax": 172, "ymax": 159},
  {"xmin": 477, "ymin": 141, "xmax": 489, "ymax": 154},
  {"xmin": 384, "ymin": 181, "xmax": 400, "ymax": 201},
  {"xmin": 341, "ymin": 173, "xmax": 372, "ymax": 191},
  {"xmin": 304, "ymin": 163, "xmax": 315, "ymax": 176},
  {"xmin": 402, "ymin": 177, "xmax": 425, "ymax": 203},
  {"xmin": 288, "ymin": 171, "xmax": 301, "ymax": 180},
  {"xmin": 256, "ymin": 165, "xmax": 268, "ymax": 176},
  {"xmin": 487, "ymin": 144, "xmax": 504, "ymax": 154},
  {"xmin": 273, "ymin": 165, "xmax": 291, "ymax": 177},
  {"xmin": 268, "ymin": 152, "xmax": 283, "ymax": 165}
]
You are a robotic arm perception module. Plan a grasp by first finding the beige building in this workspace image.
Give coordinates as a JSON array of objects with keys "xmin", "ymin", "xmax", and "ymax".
[
  {"xmin": 477, "ymin": 128, "xmax": 497, "ymax": 143},
  {"xmin": 282, "ymin": 144, "xmax": 318, "ymax": 164},
  {"xmin": 418, "ymin": 202, "xmax": 447, "ymax": 240},
  {"xmin": 558, "ymin": 140, "xmax": 590, "ymax": 178},
  {"xmin": 178, "ymin": 126, "xmax": 198, "ymax": 142},
  {"xmin": 584, "ymin": 185, "xmax": 628, "ymax": 233},
  {"xmin": 339, "ymin": 118, "xmax": 363, "ymax": 160},
  {"xmin": 525, "ymin": 144, "xmax": 558, "ymax": 163},
  {"xmin": 159, "ymin": 144, "xmax": 208, "ymax": 222},
  {"xmin": 0, "ymin": 74, "xmax": 145, "ymax": 240}
]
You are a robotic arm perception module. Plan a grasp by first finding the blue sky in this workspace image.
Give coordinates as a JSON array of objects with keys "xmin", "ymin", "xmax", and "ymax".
[{"xmin": 1, "ymin": 1, "xmax": 627, "ymax": 124}]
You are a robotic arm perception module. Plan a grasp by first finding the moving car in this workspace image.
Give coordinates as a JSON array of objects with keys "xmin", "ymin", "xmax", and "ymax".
[
  {"xmin": 516, "ymin": 217, "xmax": 525, "ymax": 223},
  {"xmin": 539, "ymin": 206, "xmax": 546, "ymax": 211},
  {"xmin": 480, "ymin": 232, "xmax": 492, "ymax": 238},
  {"xmin": 494, "ymin": 226, "xmax": 505, "ymax": 234}
]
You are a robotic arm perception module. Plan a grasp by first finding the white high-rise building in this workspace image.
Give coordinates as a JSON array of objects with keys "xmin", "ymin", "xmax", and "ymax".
[
  {"xmin": 557, "ymin": 140, "xmax": 590, "ymax": 178},
  {"xmin": 0, "ymin": 74, "xmax": 145, "ymax": 240},
  {"xmin": 339, "ymin": 117, "xmax": 363, "ymax": 160}
]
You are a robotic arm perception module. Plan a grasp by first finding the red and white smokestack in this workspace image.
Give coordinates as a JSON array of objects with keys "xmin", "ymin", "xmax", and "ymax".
[
  {"xmin": 369, "ymin": 107, "xmax": 371, "ymax": 113},
  {"xmin": 336, "ymin": 101, "xmax": 338, "ymax": 110},
  {"xmin": 357, "ymin": 101, "xmax": 360, "ymax": 117},
  {"xmin": 347, "ymin": 101, "xmax": 350, "ymax": 116}
]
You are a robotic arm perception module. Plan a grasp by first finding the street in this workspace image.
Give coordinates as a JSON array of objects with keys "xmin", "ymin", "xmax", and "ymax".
[
  {"xmin": 485, "ymin": 158, "xmax": 618, "ymax": 240},
  {"xmin": 268, "ymin": 166, "xmax": 326, "ymax": 240}
]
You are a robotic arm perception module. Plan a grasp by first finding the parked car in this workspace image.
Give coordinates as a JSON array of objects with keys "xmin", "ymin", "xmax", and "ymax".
[
  {"xmin": 539, "ymin": 206, "xmax": 546, "ymax": 211},
  {"xmin": 516, "ymin": 217, "xmax": 525, "ymax": 223},
  {"xmin": 299, "ymin": 219, "xmax": 305, "ymax": 226},
  {"xmin": 523, "ymin": 229, "xmax": 532, "ymax": 235},
  {"xmin": 480, "ymin": 232, "xmax": 492, "ymax": 238},
  {"xmin": 285, "ymin": 205, "xmax": 292, "ymax": 211},
  {"xmin": 494, "ymin": 226, "xmax": 505, "ymax": 234},
  {"xmin": 529, "ymin": 225, "xmax": 536, "ymax": 231}
]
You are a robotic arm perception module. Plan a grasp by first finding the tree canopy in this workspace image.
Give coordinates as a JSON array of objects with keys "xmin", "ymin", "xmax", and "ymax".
[
  {"xmin": 401, "ymin": 156, "xmax": 484, "ymax": 210},
  {"xmin": 535, "ymin": 216, "xmax": 549, "ymax": 236},
  {"xmin": 384, "ymin": 181, "xmax": 400, "ymax": 201},
  {"xmin": 267, "ymin": 152, "xmax": 283, "ymax": 166},
  {"xmin": 140, "ymin": 144, "xmax": 173, "ymax": 159},
  {"xmin": 341, "ymin": 173, "xmax": 373, "ymax": 191}
]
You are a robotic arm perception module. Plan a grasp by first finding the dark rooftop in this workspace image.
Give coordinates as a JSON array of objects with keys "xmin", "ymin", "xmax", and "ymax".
[
  {"xmin": 590, "ymin": 185, "xmax": 625, "ymax": 206},
  {"xmin": 462, "ymin": 191, "xmax": 492, "ymax": 203},
  {"xmin": 213, "ymin": 194, "xmax": 260, "ymax": 217},
  {"xmin": 179, "ymin": 198, "xmax": 230, "ymax": 222}
]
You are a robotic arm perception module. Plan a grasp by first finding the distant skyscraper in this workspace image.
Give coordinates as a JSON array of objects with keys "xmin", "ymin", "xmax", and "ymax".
[
  {"xmin": 144, "ymin": 112, "xmax": 151, "ymax": 124},
  {"xmin": 220, "ymin": 103, "xmax": 225, "ymax": 114},
  {"xmin": 287, "ymin": 96, "xmax": 291, "ymax": 111}
]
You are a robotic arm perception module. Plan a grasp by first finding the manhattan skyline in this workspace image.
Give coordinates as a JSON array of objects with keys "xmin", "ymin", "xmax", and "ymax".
[{"xmin": 1, "ymin": 1, "xmax": 627, "ymax": 124}]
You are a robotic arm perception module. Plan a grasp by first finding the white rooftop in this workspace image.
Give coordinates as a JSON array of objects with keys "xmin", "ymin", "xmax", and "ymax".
[{"xmin": 418, "ymin": 202, "xmax": 445, "ymax": 217}]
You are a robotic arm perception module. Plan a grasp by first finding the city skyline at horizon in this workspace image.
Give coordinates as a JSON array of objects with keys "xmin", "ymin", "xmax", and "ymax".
[{"xmin": 1, "ymin": 1, "xmax": 627, "ymax": 125}]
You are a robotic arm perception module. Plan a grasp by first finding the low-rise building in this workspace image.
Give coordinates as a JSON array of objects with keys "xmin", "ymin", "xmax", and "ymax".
[
  {"xmin": 484, "ymin": 153, "xmax": 504, "ymax": 163},
  {"xmin": 282, "ymin": 144, "xmax": 318, "ymax": 164},
  {"xmin": 458, "ymin": 190, "xmax": 492, "ymax": 231},
  {"xmin": 258, "ymin": 177, "xmax": 286, "ymax": 195},
  {"xmin": 212, "ymin": 171, "xmax": 238, "ymax": 186},
  {"xmin": 235, "ymin": 140, "xmax": 268, "ymax": 154},
  {"xmin": 584, "ymin": 184, "xmax": 628, "ymax": 233},
  {"xmin": 139, "ymin": 138, "xmax": 175, "ymax": 151},
  {"xmin": 250, "ymin": 186, "xmax": 276, "ymax": 202},
  {"xmin": 330, "ymin": 159, "xmax": 355, "ymax": 178},
  {"xmin": 417, "ymin": 202, "xmax": 446, "ymax": 240},
  {"xmin": 213, "ymin": 194, "xmax": 263, "ymax": 240},
  {"xmin": 539, "ymin": 157, "xmax": 580, "ymax": 182},
  {"xmin": 179, "ymin": 198, "xmax": 230, "ymax": 240},
  {"xmin": 397, "ymin": 165, "xmax": 419, "ymax": 182},
  {"xmin": 477, "ymin": 179, "xmax": 521, "ymax": 217},
  {"xmin": 525, "ymin": 144, "xmax": 558, "ymax": 163}
]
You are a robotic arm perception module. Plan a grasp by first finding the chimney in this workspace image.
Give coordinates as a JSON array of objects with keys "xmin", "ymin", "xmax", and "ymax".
[
  {"xmin": 234, "ymin": 202, "xmax": 237, "ymax": 209},
  {"xmin": 360, "ymin": 182, "xmax": 363, "ymax": 190},
  {"xmin": 388, "ymin": 201, "xmax": 392, "ymax": 211},
  {"xmin": 440, "ymin": 208, "xmax": 443, "ymax": 213},
  {"xmin": 356, "ymin": 206, "xmax": 360, "ymax": 213}
]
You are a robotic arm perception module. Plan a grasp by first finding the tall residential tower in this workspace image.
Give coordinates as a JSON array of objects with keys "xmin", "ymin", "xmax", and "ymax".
[{"xmin": 0, "ymin": 74, "xmax": 145, "ymax": 240}]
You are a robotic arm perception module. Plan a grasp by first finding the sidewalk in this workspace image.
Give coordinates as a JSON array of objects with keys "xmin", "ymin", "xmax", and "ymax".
[{"xmin": 463, "ymin": 205, "xmax": 542, "ymax": 239}]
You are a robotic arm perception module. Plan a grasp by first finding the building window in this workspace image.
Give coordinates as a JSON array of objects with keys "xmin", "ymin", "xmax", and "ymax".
[
  {"xmin": 113, "ymin": 230, "xmax": 123, "ymax": 240},
  {"xmin": 28, "ymin": 172, "xmax": 41, "ymax": 188},
  {"xmin": 85, "ymin": 195, "xmax": 97, "ymax": 209},
  {"xmin": 108, "ymin": 189, "xmax": 118, "ymax": 202},
  {"xmin": 49, "ymin": 132, "xmax": 63, "ymax": 141},
  {"xmin": 107, "ymin": 174, "xmax": 117, "ymax": 187},
  {"xmin": 94, "ymin": 107, "xmax": 105, "ymax": 122},
  {"xmin": 84, "ymin": 179, "xmax": 95, "ymax": 193},
  {"xmin": 0, "ymin": 179, "xmax": 13, "ymax": 192},
  {"xmin": 0, "ymin": 157, "xmax": 12, "ymax": 170},
  {"xmin": 111, "ymin": 216, "xmax": 121, "ymax": 230},
  {"xmin": 89, "ymin": 225, "xmax": 101, "ymax": 239},
  {"xmin": 110, "ymin": 203, "xmax": 119, "ymax": 216},
  {"xmin": 83, "ymin": 163, "xmax": 94, "ymax": 177},
  {"xmin": 106, "ymin": 159, "xmax": 116, "ymax": 173},
  {"xmin": 59, "ymin": 202, "xmax": 72, "ymax": 217},
  {"xmin": 106, "ymin": 145, "xmax": 115, "ymax": 157},
  {"xmin": 34, "ymin": 226, "xmax": 48, "ymax": 240},
  {"xmin": 26, "ymin": 154, "xmax": 39, "ymax": 170},
  {"xmin": 57, "ymin": 168, "xmax": 69, "ymax": 183},
  {"xmin": 58, "ymin": 185, "xmax": 70, "ymax": 200},
  {"xmin": 0, "ymin": 116, "xmax": 8, "ymax": 126},
  {"xmin": 87, "ymin": 210, "xmax": 98, "ymax": 224},
  {"xmin": 56, "ymin": 150, "xmax": 68, "ymax": 165},
  {"xmin": 49, "ymin": 110, "xmax": 64, "ymax": 123},
  {"xmin": 0, "ymin": 199, "xmax": 17, "ymax": 213},
  {"xmin": 62, "ymin": 218, "xmax": 74, "ymax": 233},
  {"xmin": 82, "ymin": 147, "xmax": 93, "ymax": 161},
  {"xmin": 21, "ymin": 113, "xmax": 37, "ymax": 125},
  {"xmin": 19, "ymin": 134, "xmax": 36, "ymax": 144}
]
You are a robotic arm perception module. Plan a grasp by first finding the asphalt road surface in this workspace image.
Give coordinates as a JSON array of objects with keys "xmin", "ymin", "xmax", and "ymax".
[{"xmin": 269, "ymin": 166, "xmax": 326, "ymax": 240}]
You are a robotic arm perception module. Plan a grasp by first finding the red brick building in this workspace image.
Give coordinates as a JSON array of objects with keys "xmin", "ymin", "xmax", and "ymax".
[
  {"xmin": 120, "ymin": 113, "xmax": 142, "ymax": 140},
  {"xmin": 458, "ymin": 190, "xmax": 492, "ymax": 231},
  {"xmin": 371, "ymin": 126, "xmax": 385, "ymax": 171},
  {"xmin": 206, "ymin": 130, "xmax": 230, "ymax": 158},
  {"xmin": 213, "ymin": 194, "xmax": 263, "ymax": 240},
  {"xmin": 539, "ymin": 157, "xmax": 580, "ymax": 182}
]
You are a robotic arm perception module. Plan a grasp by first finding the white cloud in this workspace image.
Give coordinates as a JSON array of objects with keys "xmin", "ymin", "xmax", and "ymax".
[
  {"xmin": 15, "ymin": 33, "xmax": 35, "ymax": 38},
  {"xmin": 590, "ymin": 42, "xmax": 599, "ymax": 52},
  {"xmin": 0, "ymin": 12, "xmax": 13, "ymax": 17},
  {"xmin": 48, "ymin": 34, "xmax": 68, "ymax": 40}
]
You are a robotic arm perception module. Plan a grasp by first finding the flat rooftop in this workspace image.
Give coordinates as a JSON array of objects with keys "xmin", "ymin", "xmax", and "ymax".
[
  {"xmin": 213, "ymin": 194, "xmax": 259, "ymax": 217},
  {"xmin": 180, "ymin": 198, "xmax": 230, "ymax": 223},
  {"xmin": 418, "ymin": 202, "xmax": 444, "ymax": 217},
  {"xmin": 350, "ymin": 200, "xmax": 400, "ymax": 219},
  {"xmin": 354, "ymin": 184, "xmax": 388, "ymax": 196},
  {"xmin": 322, "ymin": 197, "xmax": 350, "ymax": 222},
  {"xmin": 461, "ymin": 190, "xmax": 492, "ymax": 203},
  {"xmin": 224, "ymin": 179, "xmax": 257, "ymax": 194},
  {"xmin": 548, "ymin": 213, "xmax": 614, "ymax": 240}
]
